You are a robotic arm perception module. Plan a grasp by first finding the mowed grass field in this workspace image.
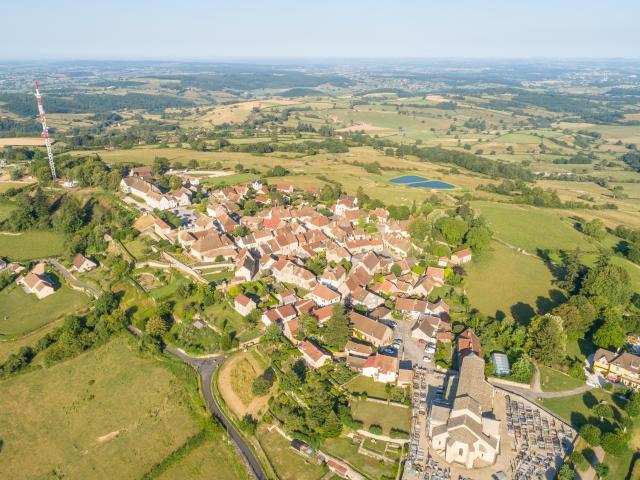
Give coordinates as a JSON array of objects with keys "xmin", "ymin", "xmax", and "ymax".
[
  {"xmin": 471, "ymin": 201, "xmax": 595, "ymax": 252},
  {"xmin": 465, "ymin": 241, "xmax": 559, "ymax": 322},
  {"xmin": 256, "ymin": 425, "xmax": 327, "ymax": 480},
  {"xmin": 344, "ymin": 375, "xmax": 391, "ymax": 399},
  {"xmin": 538, "ymin": 365, "xmax": 585, "ymax": 392},
  {"xmin": 0, "ymin": 284, "xmax": 90, "ymax": 338},
  {"xmin": 0, "ymin": 231, "xmax": 66, "ymax": 260},
  {"xmin": 350, "ymin": 399, "xmax": 411, "ymax": 434},
  {"xmin": 0, "ymin": 336, "xmax": 202, "ymax": 480}
]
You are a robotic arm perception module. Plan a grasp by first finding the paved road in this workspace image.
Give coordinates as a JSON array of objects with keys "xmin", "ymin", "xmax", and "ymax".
[
  {"xmin": 127, "ymin": 326, "xmax": 267, "ymax": 480},
  {"xmin": 46, "ymin": 258, "xmax": 102, "ymax": 298}
]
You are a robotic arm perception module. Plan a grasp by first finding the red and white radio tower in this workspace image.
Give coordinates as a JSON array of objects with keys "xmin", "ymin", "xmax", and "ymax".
[{"xmin": 34, "ymin": 81, "xmax": 57, "ymax": 180}]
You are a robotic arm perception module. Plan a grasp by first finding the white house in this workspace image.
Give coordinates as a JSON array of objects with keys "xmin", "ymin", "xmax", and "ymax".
[
  {"xmin": 307, "ymin": 283, "xmax": 341, "ymax": 307},
  {"xmin": 362, "ymin": 354, "xmax": 398, "ymax": 383},
  {"xmin": 72, "ymin": 253, "xmax": 97, "ymax": 273},
  {"xmin": 234, "ymin": 293, "xmax": 257, "ymax": 317}
]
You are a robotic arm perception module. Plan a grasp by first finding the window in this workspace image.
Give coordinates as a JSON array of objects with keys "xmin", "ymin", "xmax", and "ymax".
[{"xmin": 459, "ymin": 448, "xmax": 464, "ymax": 456}]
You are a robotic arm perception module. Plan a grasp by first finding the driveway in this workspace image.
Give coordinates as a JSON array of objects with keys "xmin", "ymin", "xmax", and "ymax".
[{"xmin": 46, "ymin": 258, "xmax": 101, "ymax": 298}]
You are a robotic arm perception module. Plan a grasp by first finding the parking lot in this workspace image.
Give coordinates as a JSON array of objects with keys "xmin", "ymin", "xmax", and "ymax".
[{"xmin": 389, "ymin": 317, "xmax": 431, "ymax": 367}]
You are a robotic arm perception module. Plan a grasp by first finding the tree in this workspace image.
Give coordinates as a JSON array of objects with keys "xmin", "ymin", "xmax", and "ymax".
[
  {"xmin": 557, "ymin": 463, "xmax": 575, "ymax": 480},
  {"xmin": 582, "ymin": 219, "xmax": 606, "ymax": 240},
  {"xmin": 579, "ymin": 423, "xmax": 602, "ymax": 446},
  {"xmin": 510, "ymin": 355, "xmax": 534, "ymax": 383},
  {"xmin": 321, "ymin": 411, "xmax": 343, "ymax": 438},
  {"xmin": 593, "ymin": 309, "xmax": 626, "ymax": 350},
  {"xmin": 297, "ymin": 312, "xmax": 320, "ymax": 340},
  {"xmin": 146, "ymin": 316, "xmax": 168, "ymax": 338},
  {"xmin": 435, "ymin": 217, "xmax": 468, "ymax": 245},
  {"xmin": 594, "ymin": 463, "xmax": 609, "ymax": 479},
  {"xmin": 152, "ymin": 156, "xmax": 170, "ymax": 176},
  {"xmin": 593, "ymin": 403, "xmax": 614, "ymax": 422},
  {"xmin": 252, "ymin": 376, "xmax": 271, "ymax": 396},
  {"xmin": 559, "ymin": 248, "xmax": 584, "ymax": 293},
  {"xmin": 324, "ymin": 304, "xmax": 351, "ymax": 350},
  {"xmin": 234, "ymin": 163, "xmax": 245, "ymax": 173},
  {"xmin": 552, "ymin": 297, "xmax": 595, "ymax": 340},
  {"xmin": 625, "ymin": 392, "xmax": 640, "ymax": 417},
  {"xmin": 525, "ymin": 314, "xmax": 566, "ymax": 366},
  {"xmin": 407, "ymin": 219, "xmax": 430, "ymax": 243},
  {"xmin": 581, "ymin": 255, "xmax": 633, "ymax": 309},
  {"xmin": 601, "ymin": 430, "xmax": 629, "ymax": 455},
  {"xmin": 465, "ymin": 224, "xmax": 492, "ymax": 252}
]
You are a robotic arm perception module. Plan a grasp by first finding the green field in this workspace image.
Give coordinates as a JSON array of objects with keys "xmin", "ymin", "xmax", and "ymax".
[
  {"xmin": 538, "ymin": 365, "xmax": 585, "ymax": 392},
  {"xmin": 350, "ymin": 399, "xmax": 411, "ymax": 434},
  {"xmin": 0, "ymin": 231, "xmax": 66, "ymax": 261},
  {"xmin": 199, "ymin": 172, "xmax": 257, "ymax": 186},
  {"xmin": 155, "ymin": 436, "xmax": 249, "ymax": 480},
  {"xmin": 0, "ymin": 336, "xmax": 204, "ymax": 479},
  {"xmin": 0, "ymin": 284, "xmax": 90, "ymax": 338},
  {"xmin": 465, "ymin": 241, "xmax": 559, "ymax": 322},
  {"xmin": 471, "ymin": 201, "xmax": 595, "ymax": 252},
  {"xmin": 256, "ymin": 425, "xmax": 327, "ymax": 480}
]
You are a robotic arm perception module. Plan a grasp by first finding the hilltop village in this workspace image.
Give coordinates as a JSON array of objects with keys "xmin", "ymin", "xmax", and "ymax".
[{"xmin": 114, "ymin": 164, "xmax": 573, "ymax": 480}]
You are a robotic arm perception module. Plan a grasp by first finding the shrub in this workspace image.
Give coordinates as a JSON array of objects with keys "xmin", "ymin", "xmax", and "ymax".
[
  {"xmin": 368, "ymin": 424, "xmax": 383, "ymax": 435},
  {"xmin": 389, "ymin": 428, "xmax": 410, "ymax": 439}
]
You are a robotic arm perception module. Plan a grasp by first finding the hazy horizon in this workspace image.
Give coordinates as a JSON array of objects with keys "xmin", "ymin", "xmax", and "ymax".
[{"xmin": 4, "ymin": 0, "xmax": 640, "ymax": 60}]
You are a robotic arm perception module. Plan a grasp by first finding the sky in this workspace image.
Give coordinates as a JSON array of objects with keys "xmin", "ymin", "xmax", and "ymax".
[{"xmin": 3, "ymin": 0, "xmax": 640, "ymax": 60}]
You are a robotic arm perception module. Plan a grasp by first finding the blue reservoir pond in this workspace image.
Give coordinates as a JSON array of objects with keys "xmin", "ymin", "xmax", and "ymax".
[{"xmin": 389, "ymin": 175, "xmax": 455, "ymax": 189}]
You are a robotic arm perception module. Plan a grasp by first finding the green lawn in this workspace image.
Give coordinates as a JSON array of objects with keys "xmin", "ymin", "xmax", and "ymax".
[
  {"xmin": 200, "ymin": 172, "xmax": 257, "ymax": 186},
  {"xmin": 0, "ymin": 231, "xmax": 66, "ymax": 261},
  {"xmin": 0, "ymin": 336, "xmax": 203, "ymax": 479},
  {"xmin": 538, "ymin": 365, "xmax": 585, "ymax": 392},
  {"xmin": 344, "ymin": 375, "xmax": 390, "ymax": 400},
  {"xmin": 149, "ymin": 273, "xmax": 191, "ymax": 300},
  {"xmin": 350, "ymin": 399, "xmax": 411, "ymax": 434},
  {"xmin": 322, "ymin": 436, "xmax": 398, "ymax": 479},
  {"xmin": 256, "ymin": 425, "xmax": 326, "ymax": 480},
  {"xmin": 465, "ymin": 241, "xmax": 560, "ymax": 323},
  {"xmin": 0, "ymin": 284, "xmax": 90, "ymax": 338},
  {"xmin": 123, "ymin": 237, "xmax": 153, "ymax": 260},
  {"xmin": 471, "ymin": 201, "xmax": 595, "ymax": 252}
]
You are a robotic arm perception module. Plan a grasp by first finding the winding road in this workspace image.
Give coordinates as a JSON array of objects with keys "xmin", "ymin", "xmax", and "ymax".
[{"xmin": 127, "ymin": 326, "xmax": 267, "ymax": 480}]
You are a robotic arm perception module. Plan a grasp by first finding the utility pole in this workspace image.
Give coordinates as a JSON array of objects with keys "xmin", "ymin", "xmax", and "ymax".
[{"xmin": 34, "ymin": 81, "xmax": 57, "ymax": 180}]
